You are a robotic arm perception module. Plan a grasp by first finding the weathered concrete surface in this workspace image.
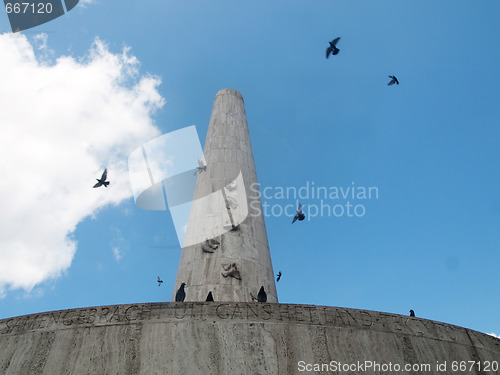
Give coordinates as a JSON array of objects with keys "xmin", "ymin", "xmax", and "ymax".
[
  {"xmin": 173, "ymin": 89, "xmax": 277, "ymax": 303},
  {"xmin": 1, "ymin": 303, "xmax": 498, "ymax": 375}
]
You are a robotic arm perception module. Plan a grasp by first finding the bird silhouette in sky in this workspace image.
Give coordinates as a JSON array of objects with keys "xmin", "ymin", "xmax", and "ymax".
[
  {"xmin": 292, "ymin": 203, "xmax": 306, "ymax": 223},
  {"xmin": 157, "ymin": 276, "xmax": 163, "ymax": 286},
  {"xmin": 93, "ymin": 169, "xmax": 110, "ymax": 188},
  {"xmin": 276, "ymin": 271, "xmax": 282, "ymax": 282},
  {"xmin": 409, "ymin": 309, "xmax": 415, "ymax": 317},
  {"xmin": 175, "ymin": 283, "xmax": 186, "ymax": 302},
  {"xmin": 388, "ymin": 75, "xmax": 399, "ymax": 85},
  {"xmin": 326, "ymin": 37, "xmax": 341, "ymax": 58}
]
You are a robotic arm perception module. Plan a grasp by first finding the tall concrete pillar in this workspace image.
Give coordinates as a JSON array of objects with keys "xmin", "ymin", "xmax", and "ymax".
[{"xmin": 172, "ymin": 89, "xmax": 277, "ymax": 303}]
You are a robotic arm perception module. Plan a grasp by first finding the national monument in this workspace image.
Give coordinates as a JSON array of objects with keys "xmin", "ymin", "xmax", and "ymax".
[{"xmin": 0, "ymin": 89, "xmax": 498, "ymax": 374}]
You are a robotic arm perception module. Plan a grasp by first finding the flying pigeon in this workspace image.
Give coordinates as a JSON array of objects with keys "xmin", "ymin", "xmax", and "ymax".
[
  {"xmin": 257, "ymin": 286, "xmax": 267, "ymax": 302},
  {"xmin": 276, "ymin": 271, "xmax": 282, "ymax": 282},
  {"xmin": 93, "ymin": 169, "xmax": 110, "ymax": 188},
  {"xmin": 206, "ymin": 291, "xmax": 214, "ymax": 301},
  {"xmin": 409, "ymin": 309, "xmax": 415, "ymax": 317},
  {"xmin": 175, "ymin": 283, "xmax": 186, "ymax": 302},
  {"xmin": 388, "ymin": 75, "xmax": 399, "ymax": 85},
  {"xmin": 326, "ymin": 37, "xmax": 341, "ymax": 58},
  {"xmin": 292, "ymin": 203, "xmax": 306, "ymax": 223},
  {"xmin": 157, "ymin": 276, "xmax": 163, "ymax": 286},
  {"xmin": 194, "ymin": 158, "xmax": 207, "ymax": 175}
]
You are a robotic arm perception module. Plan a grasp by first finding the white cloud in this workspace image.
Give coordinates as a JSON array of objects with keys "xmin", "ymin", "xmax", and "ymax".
[
  {"xmin": 112, "ymin": 247, "xmax": 122, "ymax": 261},
  {"xmin": 32, "ymin": 33, "xmax": 54, "ymax": 64},
  {"xmin": 110, "ymin": 226, "xmax": 126, "ymax": 261},
  {"xmin": 0, "ymin": 33, "xmax": 164, "ymax": 296},
  {"xmin": 33, "ymin": 33, "xmax": 48, "ymax": 50},
  {"xmin": 78, "ymin": 0, "xmax": 94, "ymax": 6}
]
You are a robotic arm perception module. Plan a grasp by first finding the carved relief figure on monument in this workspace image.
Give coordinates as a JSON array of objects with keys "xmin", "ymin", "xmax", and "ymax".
[
  {"xmin": 202, "ymin": 237, "xmax": 220, "ymax": 253},
  {"xmin": 221, "ymin": 263, "xmax": 241, "ymax": 280}
]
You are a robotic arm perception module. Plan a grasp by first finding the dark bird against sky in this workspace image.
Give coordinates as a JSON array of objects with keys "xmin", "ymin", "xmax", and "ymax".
[
  {"xmin": 292, "ymin": 203, "xmax": 306, "ymax": 223},
  {"xmin": 388, "ymin": 75, "xmax": 399, "ymax": 85},
  {"xmin": 409, "ymin": 309, "xmax": 415, "ymax": 317},
  {"xmin": 276, "ymin": 271, "xmax": 282, "ymax": 282},
  {"xmin": 93, "ymin": 169, "xmax": 110, "ymax": 188},
  {"xmin": 326, "ymin": 37, "xmax": 341, "ymax": 58},
  {"xmin": 157, "ymin": 276, "xmax": 163, "ymax": 286}
]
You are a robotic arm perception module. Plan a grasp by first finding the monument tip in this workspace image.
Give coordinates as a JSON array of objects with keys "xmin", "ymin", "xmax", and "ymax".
[{"xmin": 215, "ymin": 88, "xmax": 243, "ymax": 100}]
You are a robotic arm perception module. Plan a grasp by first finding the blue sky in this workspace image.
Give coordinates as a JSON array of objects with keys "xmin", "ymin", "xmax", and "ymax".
[{"xmin": 0, "ymin": 1, "xmax": 498, "ymax": 338}]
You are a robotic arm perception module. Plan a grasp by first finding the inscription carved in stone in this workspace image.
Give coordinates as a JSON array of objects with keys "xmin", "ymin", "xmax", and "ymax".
[{"xmin": 0, "ymin": 302, "xmax": 491, "ymax": 350}]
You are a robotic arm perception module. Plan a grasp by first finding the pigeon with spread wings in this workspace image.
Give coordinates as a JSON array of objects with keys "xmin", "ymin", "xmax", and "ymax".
[
  {"xmin": 93, "ymin": 169, "xmax": 110, "ymax": 188},
  {"xmin": 388, "ymin": 75, "xmax": 399, "ymax": 85},
  {"xmin": 292, "ymin": 203, "xmax": 306, "ymax": 223},
  {"xmin": 326, "ymin": 37, "xmax": 341, "ymax": 58}
]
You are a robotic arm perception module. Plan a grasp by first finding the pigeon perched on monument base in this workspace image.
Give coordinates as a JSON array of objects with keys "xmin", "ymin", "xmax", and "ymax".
[{"xmin": 175, "ymin": 283, "xmax": 186, "ymax": 302}]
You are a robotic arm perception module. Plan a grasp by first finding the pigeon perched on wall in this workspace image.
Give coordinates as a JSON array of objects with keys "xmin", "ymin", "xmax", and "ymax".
[
  {"xmin": 257, "ymin": 286, "xmax": 267, "ymax": 302},
  {"xmin": 276, "ymin": 271, "xmax": 282, "ymax": 282},
  {"xmin": 388, "ymin": 75, "xmax": 399, "ymax": 85},
  {"xmin": 326, "ymin": 37, "xmax": 341, "ymax": 58},
  {"xmin": 206, "ymin": 291, "xmax": 214, "ymax": 301},
  {"xmin": 93, "ymin": 169, "xmax": 110, "ymax": 188},
  {"xmin": 157, "ymin": 276, "xmax": 163, "ymax": 286},
  {"xmin": 292, "ymin": 203, "xmax": 306, "ymax": 223},
  {"xmin": 175, "ymin": 283, "xmax": 186, "ymax": 302},
  {"xmin": 409, "ymin": 309, "xmax": 415, "ymax": 317}
]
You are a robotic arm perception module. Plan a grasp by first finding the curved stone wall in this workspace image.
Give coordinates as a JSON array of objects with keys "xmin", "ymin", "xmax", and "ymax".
[{"xmin": 0, "ymin": 303, "xmax": 498, "ymax": 374}]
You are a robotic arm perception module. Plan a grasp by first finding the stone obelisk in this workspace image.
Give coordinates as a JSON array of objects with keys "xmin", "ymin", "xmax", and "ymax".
[
  {"xmin": 2, "ymin": 89, "xmax": 499, "ymax": 375},
  {"xmin": 172, "ymin": 89, "xmax": 277, "ymax": 303}
]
